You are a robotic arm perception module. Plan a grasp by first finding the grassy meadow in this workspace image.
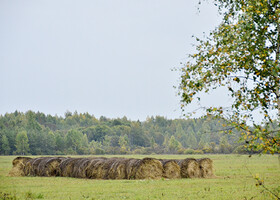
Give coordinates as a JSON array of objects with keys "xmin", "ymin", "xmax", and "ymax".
[{"xmin": 0, "ymin": 154, "xmax": 279, "ymax": 200}]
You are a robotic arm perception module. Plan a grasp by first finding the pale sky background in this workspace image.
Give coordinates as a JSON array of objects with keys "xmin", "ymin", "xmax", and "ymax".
[{"xmin": 0, "ymin": 0, "xmax": 224, "ymax": 120}]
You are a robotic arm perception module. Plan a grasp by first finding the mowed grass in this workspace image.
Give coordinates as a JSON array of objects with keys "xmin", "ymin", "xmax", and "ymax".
[{"xmin": 0, "ymin": 154, "xmax": 279, "ymax": 200}]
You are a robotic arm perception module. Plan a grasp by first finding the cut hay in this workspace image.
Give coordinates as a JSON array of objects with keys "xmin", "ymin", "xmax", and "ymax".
[
  {"xmin": 72, "ymin": 157, "xmax": 108, "ymax": 178},
  {"xmin": 197, "ymin": 158, "xmax": 214, "ymax": 178},
  {"xmin": 126, "ymin": 158, "xmax": 163, "ymax": 179},
  {"xmin": 8, "ymin": 157, "xmax": 32, "ymax": 177},
  {"xmin": 101, "ymin": 157, "xmax": 121, "ymax": 179},
  {"xmin": 159, "ymin": 159, "xmax": 181, "ymax": 179},
  {"xmin": 24, "ymin": 157, "xmax": 53, "ymax": 176},
  {"xmin": 9, "ymin": 156, "xmax": 214, "ymax": 180},
  {"xmin": 86, "ymin": 157, "xmax": 108, "ymax": 179},
  {"xmin": 107, "ymin": 158, "xmax": 129, "ymax": 180},
  {"xmin": 176, "ymin": 158, "xmax": 200, "ymax": 178},
  {"xmin": 58, "ymin": 157, "xmax": 83, "ymax": 177},
  {"xmin": 72, "ymin": 158, "xmax": 92, "ymax": 178},
  {"xmin": 37, "ymin": 157, "xmax": 67, "ymax": 177}
]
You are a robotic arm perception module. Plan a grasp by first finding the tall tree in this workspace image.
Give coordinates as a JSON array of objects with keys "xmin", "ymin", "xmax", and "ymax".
[
  {"xmin": 15, "ymin": 131, "xmax": 30, "ymax": 155},
  {"xmin": 1, "ymin": 135, "xmax": 11, "ymax": 155},
  {"xmin": 168, "ymin": 135, "xmax": 182, "ymax": 153},
  {"xmin": 65, "ymin": 129, "xmax": 83, "ymax": 154},
  {"xmin": 178, "ymin": 0, "xmax": 280, "ymax": 153}
]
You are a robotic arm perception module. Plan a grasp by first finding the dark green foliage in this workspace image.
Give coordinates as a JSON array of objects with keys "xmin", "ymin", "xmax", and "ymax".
[{"xmin": 0, "ymin": 110, "xmax": 249, "ymax": 155}]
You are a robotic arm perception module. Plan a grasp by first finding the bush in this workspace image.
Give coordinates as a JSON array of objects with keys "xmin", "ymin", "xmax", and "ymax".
[
  {"xmin": 177, "ymin": 148, "xmax": 185, "ymax": 154},
  {"xmin": 184, "ymin": 149, "xmax": 195, "ymax": 154},
  {"xmin": 183, "ymin": 149, "xmax": 204, "ymax": 154},
  {"xmin": 94, "ymin": 148, "xmax": 105, "ymax": 155},
  {"xmin": 193, "ymin": 149, "xmax": 203, "ymax": 154}
]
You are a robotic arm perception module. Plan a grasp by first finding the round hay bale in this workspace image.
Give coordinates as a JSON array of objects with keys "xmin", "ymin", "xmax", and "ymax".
[
  {"xmin": 125, "ymin": 158, "xmax": 139, "ymax": 179},
  {"xmin": 197, "ymin": 158, "xmax": 214, "ymax": 178},
  {"xmin": 88, "ymin": 159, "xmax": 107, "ymax": 179},
  {"xmin": 72, "ymin": 158, "xmax": 94, "ymax": 178},
  {"xmin": 38, "ymin": 157, "xmax": 67, "ymax": 177},
  {"xmin": 12, "ymin": 157, "xmax": 32, "ymax": 167},
  {"xmin": 23, "ymin": 159, "xmax": 33, "ymax": 176},
  {"xmin": 8, "ymin": 157, "xmax": 32, "ymax": 177},
  {"xmin": 101, "ymin": 157, "xmax": 121, "ymax": 179},
  {"xmin": 159, "ymin": 159, "xmax": 181, "ymax": 179},
  {"xmin": 58, "ymin": 157, "xmax": 83, "ymax": 177},
  {"xmin": 127, "ymin": 158, "xmax": 163, "ymax": 180},
  {"xmin": 176, "ymin": 158, "xmax": 200, "ymax": 178},
  {"xmin": 24, "ymin": 157, "xmax": 52, "ymax": 176},
  {"xmin": 107, "ymin": 158, "xmax": 129, "ymax": 180},
  {"xmin": 86, "ymin": 157, "xmax": 108, "ymax": 179}
]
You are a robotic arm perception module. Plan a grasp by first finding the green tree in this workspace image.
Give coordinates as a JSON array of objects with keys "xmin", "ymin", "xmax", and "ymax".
[
  {"xmin": 1, "ymin": 135, "xmax": 11, "ymax": 155},
  {"xmin": 65, "ymin": 129, "xmax": 83, "ymax": 154},
  {"xmin": 80, "ymin": 134, "xmax": 89, "ymax": 154},
  {"xmin": 219, "ymin": 136, "xmax": 232, "ymax": 154},
  {"xmin": 175, "ymin": 123, "xmax": 184, "ymax": 140},
  {"xmin": 85, "ymin": 125, "xmax": 112, "ymax": 142},
  {"xmin": 43, "ymin": 131, "xmax": 56, "ymax": 155},
  {"xmin": 119, "ymin": 135, "xmax": 129, "ymax": 153},
  {"xmin": 15, "ymin": 131, "xmax": 30, "ymax": 155},
  {"xmin": 129, "ymin": 122, "xmax": 150, "ymax": 147},
  {"xmin": 185, "ymin": 127, "xmax": 198, "ymax": 149},
  {"xmin": 179, "ymin": 0, "xmax": 280, "ymax": 153},
  {"xmin": 54, "ymin": 132, "xmax": 66, "ymax": 154},
  {"xmin": 168, "ymin": 135, "xmax": 182, "ymax": 153},
  {"xmin": 89, "ymin": 140, "xmax": 104, "ymax": 155}
]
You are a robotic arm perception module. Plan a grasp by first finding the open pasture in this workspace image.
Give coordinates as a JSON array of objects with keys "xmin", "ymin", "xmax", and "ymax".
[{"xmin": 0, "ymin": 154, "xmax": 279, "ymax": 200}]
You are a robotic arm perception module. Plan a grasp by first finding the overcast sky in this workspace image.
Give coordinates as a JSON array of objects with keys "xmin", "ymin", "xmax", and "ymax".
[{"xmin": 0, "ymin": 0, "xmax": 222, "ymax": 120}]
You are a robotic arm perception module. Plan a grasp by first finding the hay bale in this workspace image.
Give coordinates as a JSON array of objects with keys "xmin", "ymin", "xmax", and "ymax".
[
  {"xmin": 37, "ymin": 157, "xmax": 67, "ymax": 177},
  {"xmin": 24, "ymin": 157, "xmax": 52, "ymax": 176},
  {"xmin": 101, "ymin": 157, "xmax": 121, "ymax": 179},
  {"xmin": 126, "ymin": 158, "xmax": 139, "ymax": 179},
  {"xmin": 197, "ymin": 158, "xmax": 214, "ymax": 178},
  {"xmin": 107, "ymin": 158, "xmax": 129, "ymax": 180},
  {"xmin": 58, "ymin": 157, "xmax": 84, "ymax": 177},
  {"xmin": 72, "ymin": 158, "xmax": 99, "ymax": 178},
  {"xmin": 72, "ymin": 158, "xmax": 89, "ymax": 178},
  {"xmin": 8, "ymin": 157, "xmax": 32, "ymax": 176},
  {"xmin": 85, "ymin": 157, "xmax": 108, "ymax": 179},
  {"xmin": 159, "ymin": 159, "xmax": 181, "ymax": 179},
  {"xmin": 176, "ymin": 158, "xmax": 200, "ymax": 178},
  {"xmin": 86, "ymin": 157, "xmax": 116, "ymax": 179},
  {"xmin": 126, "ymin": 158, "xmax": 163, "ymax": 179}
]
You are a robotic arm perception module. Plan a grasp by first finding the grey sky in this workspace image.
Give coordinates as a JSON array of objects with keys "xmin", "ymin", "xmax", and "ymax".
[{"xmin": 0, "ymin": 0, "xmax": 221, "ymax": 120}]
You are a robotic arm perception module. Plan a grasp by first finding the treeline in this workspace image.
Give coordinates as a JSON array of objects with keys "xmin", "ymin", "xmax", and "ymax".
[{"xmin": 0, "ymin": 111, "xmax": 247, "ymax": 155}]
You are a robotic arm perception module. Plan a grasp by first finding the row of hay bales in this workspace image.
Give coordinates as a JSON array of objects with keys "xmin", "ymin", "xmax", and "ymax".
[{"xmin": 9, "ymin": 156, "xmax": 214, "ymax": 180}]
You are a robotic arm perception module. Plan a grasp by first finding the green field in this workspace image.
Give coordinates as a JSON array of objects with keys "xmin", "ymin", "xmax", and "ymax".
[{"xmin": 0, "ymin": 154, "xmax": 279, "ymax": 200}]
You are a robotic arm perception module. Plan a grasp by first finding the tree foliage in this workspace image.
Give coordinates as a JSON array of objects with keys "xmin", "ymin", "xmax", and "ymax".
[
  {"xmin": 15, "ymin": 131, "xmax": 30, "ymax": 155},
  {"xmin": 0, "ymin": 111, "xmax": 247, "ymax": 155},
  {"xmin": 179, "ymin": 0, "xmax": 280, "ymax": 153}
]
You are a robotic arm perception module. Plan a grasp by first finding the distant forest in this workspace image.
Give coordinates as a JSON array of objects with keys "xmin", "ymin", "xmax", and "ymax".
[{"xmin": 0, "ymin": 111, "xmax": 248, "ymax": 155}]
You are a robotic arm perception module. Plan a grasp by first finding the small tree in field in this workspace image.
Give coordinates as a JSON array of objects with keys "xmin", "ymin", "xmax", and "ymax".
[{"xmin": 179, "ymin": 0, "xmax": 280, "ymax": 154}]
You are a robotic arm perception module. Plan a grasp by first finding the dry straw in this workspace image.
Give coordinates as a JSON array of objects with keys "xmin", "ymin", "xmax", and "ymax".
[
  {"xmin": 126, "ymin": 157, "xmax": 163, "ymax": 179},
  {"xmin": 72, "ymin": 158, "xmax": 93, "ymax": 178},
  {"xmin": 8, "ymin": 156, "xmax": 214, "ymax": 180},
  {"xmin": 86, "ymin": 157, "xmax": 108, "ymax": 179},
  {"xmin": 176, "ymin": 158, "xmax": 200, "ymax": 178},
  {"xmin": 59, "ymin": 157, "xmax": 84, "ymax": 177},
  {"xmin": 24, "ymin": 157, "xmax": 53, "ymax": 176},
  {"xmin": 107, "ymin": 158, "xmax": 130, "ymax": 179},
  {"xmin": 159, "ymin": 159, "xmax": 181, "ymax": 179},
  {"xmin": 8, "ymin": 157, "xmax": 32, "ymax": 177},
  {"xmin": 37, "ymin": 157, "xmax": 67, "ymax": 177},
  {"xmin": 197, "ymin": 158, "xmax": 214, "ymax": 178}
]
